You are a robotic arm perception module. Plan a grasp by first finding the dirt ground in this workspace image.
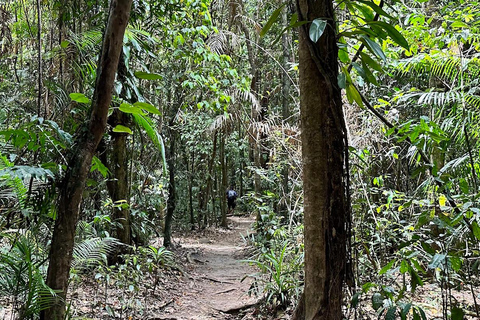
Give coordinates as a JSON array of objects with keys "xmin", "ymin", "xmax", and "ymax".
[
  {"xmin": 62, "ymin": 214, "xmax": 261, "ymax": 320},
  {"xmin": 153, "ymin": 215, "xmax": 260, "ymax": 319}
]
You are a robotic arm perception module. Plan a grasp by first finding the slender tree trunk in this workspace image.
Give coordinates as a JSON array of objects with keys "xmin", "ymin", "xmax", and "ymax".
[
  {"xmin": 41, "ymin": 1, "xmax": 133, "ymax": 319},
  {"xmin": 281, "ymin": 7, "xmax": 291, "ymax": 216},
  {"xmin": 106, "ymin": 109, "xmax": 131, "ymax": 245},
  {"xmin": 199, "ymin": 131, "xmax": 217, "ymax": 228},
  {"xmin": 297, "ymin": 0, "xmax": 348, "ymax": 319},
  {"xmin": 164, "ymin": 124, "xmax": 176, "ymax": 248},
  {"xmin": 220, "ymin": 131, "xmax": 228, "ymax": 227},
  {"xmin": 106, "ymin": 54, "xmax": 131, "ymax": 246},
  {"xmin": 189, "ymin": 150, "xmax": 195, "ymax": 229},
  {"xmin": 36, "ymin": 0, "xmax": 42, "ymax": 117}
]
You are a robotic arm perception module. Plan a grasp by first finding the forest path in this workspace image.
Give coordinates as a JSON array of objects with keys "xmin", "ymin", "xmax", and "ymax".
[{"xmin": 156, "ymin": 215, "xmax": 259, "ymax": 320}]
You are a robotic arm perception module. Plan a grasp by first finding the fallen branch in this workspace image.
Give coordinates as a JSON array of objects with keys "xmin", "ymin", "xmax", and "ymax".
[
  {"xmin": 201, "ymin": 276, "xmax": 235, "ymax": 284},
  {"xmin": 214, "ymin": 288, "xmax": 236, "ymax": 295}
]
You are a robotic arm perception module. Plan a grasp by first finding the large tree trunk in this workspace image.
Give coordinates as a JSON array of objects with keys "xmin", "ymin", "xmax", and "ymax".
[
  {"xmin": 297, "ymin": 0, "xmax": 348, "ymax": 319},
  {"xmin": 41, "ymin": 1, "xmax": 133, "ymax": 319}
]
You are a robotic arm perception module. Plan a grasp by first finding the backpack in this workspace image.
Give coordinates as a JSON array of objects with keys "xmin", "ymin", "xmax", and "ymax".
[{"xmin": 227, "ymin": 190, "xmax": 237, "ymax": 199}]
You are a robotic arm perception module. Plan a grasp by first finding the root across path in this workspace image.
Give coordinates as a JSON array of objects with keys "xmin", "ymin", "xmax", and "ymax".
[{"xmin": 155, "ymin": 215, "xmax": 260, "ymax": 320}]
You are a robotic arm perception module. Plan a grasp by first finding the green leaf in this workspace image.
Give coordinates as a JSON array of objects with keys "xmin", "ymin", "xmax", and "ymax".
[
  {"xmin": 449, "ymin": 256, "xmax": 462, "ymax": 272},
  {"xmin": 451, "ymin": 20, "xmax": 469, "ymax": 28},
  {"xmin": 355, "ymin": 0, "xmax": 394, "ymax": 19},
  {"xmin": 361, "ymin": 35, "xmax": 386, "ymax": 61},
  {"xmin": 361, "ymin": 61, "xmax": 379, "ymax": 86},
  {"xmin": 112, "ymin": 125, "xmax": 132, "ymax": 134},
  {"xmin": 472, "ymin": 221, "xmax": 480, "ymax": 240},
  {"xmin": 338, "ymin": 73, "xmax": 346, "ymax": 89},
  {"xmin": 132, "ymin": 114, "xmax": 167, "ymax": 176},
  {"xmin": 133, "ymin": 102, "xmax": 161, "ymax": 115},
  {"xmin": 134, "ymin": 71, "xmax": 162, "ymax": 80},
  {"xmin": 428, "ymin": 253, "xmax": 446, "ymax": 269},
  {"xmin": 260, "ymin": 4, "xmax": 285, "ymax": 37},
  {"xmin": 400, "ymin": 259, "xmax": 409, "ymax": 274},
  {"xmin": 379, "ymin": 259, "xmax": 395, "ymax": 275},
  {"xmin": 351, "ymin": 292, "xmax": 361, "ymax": 308},
  {"xmin": 90, "ymin": 156, "xmax": 109, "ymax": 178},
  {"xmin": 385, "ymin": 307, "xmax": 397, "ymax": 320},
  {"xmin": 368, "ymin": 21, "xmax": 409, "ymax": 50},
  {"xmin": 359, "ymin": 51, "xmax": 383, "ymax": 72},
  {"xmin": 401, "ymin": 303, "xmax": 412, "ymax": 320},
  {"xmin": 119, "ymin": 103, "xmax": 144, "ymax": 115},
  {"xmin": 60, "ymin": 40, "xmax": 70, "ymax": 48},
  {"xmin": 346, "ymin": 84, "xmax": 364, "ymax": 108},
  {"xmin": 309, "ymin": 19, "xmax": 327, "ymax": 43},
  {"xmin": 70, "ymin": 93, "xmax": 91, "ymax": 104},
  {"xmin": 451, "ymin": 307, "xmax": 465, "ymax": 320},
  {"xmin": 371, "ymin": 292, "xmax": 383, "ymax": 311}
]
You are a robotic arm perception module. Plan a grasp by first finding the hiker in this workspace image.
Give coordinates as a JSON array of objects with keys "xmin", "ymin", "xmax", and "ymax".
[{"xmin": 226, "ymin": 187, "xmax": 238, "ymax": 215}]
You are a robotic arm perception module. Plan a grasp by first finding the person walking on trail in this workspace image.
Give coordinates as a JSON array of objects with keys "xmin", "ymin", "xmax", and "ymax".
[{"xmin": 226, "ymin": 187, "xmax": 238, "ymax": 215}]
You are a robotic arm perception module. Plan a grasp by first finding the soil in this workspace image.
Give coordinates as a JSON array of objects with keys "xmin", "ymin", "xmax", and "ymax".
[
  {"xmin": 65, "ymin": 214, "xmax": 261, "ymax": 320},
  {"xmin": 153, "ymin": 215, "xmax": 260, "ymax": 319}
]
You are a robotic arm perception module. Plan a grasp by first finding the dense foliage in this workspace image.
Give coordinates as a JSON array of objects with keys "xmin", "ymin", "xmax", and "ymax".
[{"xmin": 0, "ymin": 0, "xmax": 479, "ymax": 318}]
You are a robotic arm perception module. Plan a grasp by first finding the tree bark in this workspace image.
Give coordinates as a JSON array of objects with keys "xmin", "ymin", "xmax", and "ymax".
[
  {"xmin": 298, "ymin": 0, "xmax": 347, "ymax": 319},
  {"xmin": 106, "ymin": 53, "xmax": 132, "ymax": 246},
  {"xmin": 106, "ymin": 109, "xmax": 131, "ymax": 245},
  {"xmin": 41, "ymin": 1, "xmax": 133, "ymax": 319},
  {"xmin": 163, "ymin": 124, "xmax": 176, "ymax": 248},
  {"xmin": 220, "ymin": 131, "xmax": 228, "ymax": 227}
]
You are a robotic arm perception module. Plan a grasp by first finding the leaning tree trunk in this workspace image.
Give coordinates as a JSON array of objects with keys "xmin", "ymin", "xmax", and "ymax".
[
  {"xmin": 41, "ymin": 1, "xmax": 133, "ymax": 319},
  {"xmin": 297, "ymin": 0, "xmax": 348, "ymax": 319}
]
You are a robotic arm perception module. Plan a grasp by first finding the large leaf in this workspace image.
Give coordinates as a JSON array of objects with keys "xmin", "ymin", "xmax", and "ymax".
[
  {"xmin": 134, "ymin": 102, "xmax": 161, "ymax": 115},
  {"xmin": 132, "ymin": 114, "xmax": 167, "ymax": 175},
  {"xmin": 472, "ymin": 221, "xmax": 480, "ymax": 240},
  {"xmin": 119, "ymin": 103, "xmax": 145, "ymax": 115},
  {"xmin": 309, "ymin": 19, "xmax": 327, "ymax": 43},
  {"xmin": 260, "ymin": 4, "xmax": 286, "ymax": 37},
  {"xmin": 134, "ymin": 71, "xmax": 162, "ymax": 80},
  {"xmin": 69, "ymin": 93, "xmax": 91, "ymax": 104},
  {"xmin": 113, "ymin": 125, "xmax": 133, "ymax": 134},
  {"xmin": 368, "ymin": 21, "xmax": 409, "ymax": 50},
  {"xmin": 361, "ymin": 35, "xmax": 386, "ymax": 61}
]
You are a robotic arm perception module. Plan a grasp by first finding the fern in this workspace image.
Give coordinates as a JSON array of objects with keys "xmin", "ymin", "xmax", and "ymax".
[{"xmin": 71, "ymin": 237, "xmax": 123, "ymax": 271}]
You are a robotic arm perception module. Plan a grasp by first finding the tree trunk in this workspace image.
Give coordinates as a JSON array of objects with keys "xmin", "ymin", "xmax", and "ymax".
[
  {"xmin": 220, "ymin": 131, "xmax": 228, "ymax": 227},
  {"xmin": 106, "ymin": 109, "xmax": 131, "ymax": 245},
  {"xmin": 106, "ymin": 53, "xmax": 132, "ymax": 246},
  {"xmin": 163, "ymin": 124, "xmax": 176, "ymax": 248},
  {"xmin": 41, "ymin": 1, "xmax": 133, "ymax": 319},
  {"xmin": 297, "ymin": 0, "xmax": 347, "ymax": 318}
]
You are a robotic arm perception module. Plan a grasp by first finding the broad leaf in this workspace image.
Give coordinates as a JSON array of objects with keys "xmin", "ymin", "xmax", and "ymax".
[
  {"xmin": 379, "ymin": 259, "xmax": 395, "ymax": 275},
  {"xmin": 113, "ymin": 125, "xmax": 132, "ymax": 134},
  {"xmin": 368, "ymin": 21, "xmax": 409, "ymax": 50},
  {"xmin": 134, "ymin": 71, "xmax": 162, "ymax": 80},
  {"xmin": 119, "ymin": 103, "xmax": 144, "ymax": 115},
  {"xmin": 70, "ymin": 93, "xmax": 91, "ymax": 104},
  {"xmin": 132, "ymin": 114, "xmax": 167, "ymax": 176},
  {"xmin": 260, "ymin": 4, "xmax": 286, "ymax": 37},
  {"xmin": 361, "ymin": 35, "xmax": 386, "ymax": 61},
  {"xmin": 309, "ymin": 19, "xmax": 327, "ymax": 43},
  {"xmin": 134, "ymin": 102, "xmax": 161, "ymax": 115}
]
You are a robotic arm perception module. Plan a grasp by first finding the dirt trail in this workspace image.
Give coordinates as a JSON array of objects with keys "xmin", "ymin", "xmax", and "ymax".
[{"xmin": 156, "ymin": 215, "xmax": 259, "ymax": 320}]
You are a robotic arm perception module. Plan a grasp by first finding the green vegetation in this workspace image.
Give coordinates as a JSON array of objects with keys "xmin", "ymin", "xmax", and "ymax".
[{"xmin": 0, "ymin": 0, "xmax": 479, "ymax": 318}]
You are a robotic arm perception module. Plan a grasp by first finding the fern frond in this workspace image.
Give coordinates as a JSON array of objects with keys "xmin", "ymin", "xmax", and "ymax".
[{"xmin": 71, "ymin": 237, "xmax": 123, "ymax": 271}]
